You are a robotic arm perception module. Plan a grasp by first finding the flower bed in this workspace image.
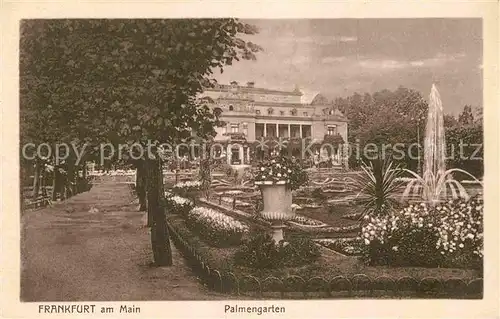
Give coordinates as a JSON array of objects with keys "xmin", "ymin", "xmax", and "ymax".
[
  {"xmin": 172, "ymin": 180, "xmax": 201, "ymax": 194},
  {"xmin": 321, "ymin": 224, "xmax": 361, "ymax": 233},
  {"xmin": 362, "ymin": 196, "xmax": 483, "ymax": 269},
  {"xmin": 185, "ymin": 206, "xmax": 249, "ymax": 247},
  {"xmin": 315, "ymin": 237, "xmax": 364, "ymax": 256},
  {"xmin": 219, "ymin": 197, "xmax": 252, "ymax": 208},
  {"xmin": 223, "ymin": 190, "xmax": 245, "ymax": 195},
  {"xmin": 342, "ymin": 211, "xmax": 363, "ymax": 221},
  {"xmin": 289, "ymin": 215, "xmax": 328, "ymax": 227}
]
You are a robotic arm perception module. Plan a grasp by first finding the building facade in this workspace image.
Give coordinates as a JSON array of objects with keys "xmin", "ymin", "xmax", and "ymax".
[{"xmin": 202, "ymin": 81, "xmax": 348, "ymax": 167}]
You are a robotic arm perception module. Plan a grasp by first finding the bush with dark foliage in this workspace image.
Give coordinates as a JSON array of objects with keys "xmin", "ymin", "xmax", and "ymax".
[{"xmin": 234, "ymin": 233, "xmax": 320, "ymax": 269}]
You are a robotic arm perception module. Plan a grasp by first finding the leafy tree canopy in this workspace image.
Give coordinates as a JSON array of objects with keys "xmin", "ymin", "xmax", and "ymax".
[{"xmin": 20, "ymin": 19, "xmax": 262, "ymax": 161}]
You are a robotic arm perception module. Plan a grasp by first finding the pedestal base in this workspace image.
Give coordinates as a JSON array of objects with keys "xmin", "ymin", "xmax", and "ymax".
[{"xmin": 270, "ymin": 221, "xmax": 284, "ymax": 243}]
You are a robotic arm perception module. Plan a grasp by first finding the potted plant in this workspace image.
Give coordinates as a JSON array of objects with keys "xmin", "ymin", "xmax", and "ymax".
[{"xmin": 254, "ymin": 156, "xmax": 308, "ymax": 242}]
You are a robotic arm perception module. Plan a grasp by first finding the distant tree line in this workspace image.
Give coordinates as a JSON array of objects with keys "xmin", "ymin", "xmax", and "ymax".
[{"xmin": 328, "ymin": 87, "xmax": 483, "ymax": 178}]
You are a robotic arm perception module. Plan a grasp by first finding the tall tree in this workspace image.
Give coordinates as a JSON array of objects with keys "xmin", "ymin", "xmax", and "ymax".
[
  {"xmin": 332, "ymin": 87, "xmax": 428, "ymax": 169},
  {"xmin": 458, "ymin": 105, "xmax": 475, "ymax": 126},
  {"xmin": 20, "ymin": 19, "xmax": 261, "ymax": 266}
]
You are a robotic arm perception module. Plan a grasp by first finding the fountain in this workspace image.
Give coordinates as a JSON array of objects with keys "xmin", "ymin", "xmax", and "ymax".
[{"xmin": 402, "ymin": 84, "xmax": 482, "ymax": 204}]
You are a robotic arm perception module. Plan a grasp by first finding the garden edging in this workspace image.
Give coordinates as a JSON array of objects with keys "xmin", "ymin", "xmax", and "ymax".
[{"xmin": 165, "ymin": 218, "xmax": 483, "ymax": 299}]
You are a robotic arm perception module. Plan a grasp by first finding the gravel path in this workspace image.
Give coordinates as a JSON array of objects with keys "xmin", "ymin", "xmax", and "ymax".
[{"xmin": 20, "ymin": 181, "xmax": 231, "ymax": 301}]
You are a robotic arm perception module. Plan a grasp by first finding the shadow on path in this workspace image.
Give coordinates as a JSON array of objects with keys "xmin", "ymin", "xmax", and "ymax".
[{"xmin": 21, "ymin": 181, "xmax": 236, "ymax": 301}]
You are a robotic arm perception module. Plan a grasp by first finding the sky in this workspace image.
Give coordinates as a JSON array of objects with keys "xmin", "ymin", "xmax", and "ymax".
[{"xmin": 213, "ymin": 19, "xmax": 482, "ymax": 115}]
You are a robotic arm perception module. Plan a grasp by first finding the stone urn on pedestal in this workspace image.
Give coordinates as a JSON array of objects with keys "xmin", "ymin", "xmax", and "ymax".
[{"xmin": 254, "ymin": 180, "xmax": 295, "ymax": 243}]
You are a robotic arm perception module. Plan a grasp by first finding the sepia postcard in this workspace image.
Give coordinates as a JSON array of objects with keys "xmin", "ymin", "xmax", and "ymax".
[{"xmin": 1, "ymin": 1, "xmax": 499, "ymax": 318}]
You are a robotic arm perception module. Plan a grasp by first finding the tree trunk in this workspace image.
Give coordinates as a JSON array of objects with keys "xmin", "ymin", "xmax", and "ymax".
[
  {"xmin": 51, "ymin": 168, "xmax": 58, "ymax": 201},
  {"xmin": 81, "ymin": 163, "xmax": 88, "ymax": 192},
  {"xmin": 66, "ymin": 163, "xmax": 75, "ymax": 198},
  {"xmin": 199, "ymin": 156, "xmax": 212, "ymax": 200},
  {"xmin": 32, "ymin": 160, "xmax": 41, "ymax": 198},
  {"xmin": 136, "ymin": 160, "xmax": 148, "ymax": 213},
  {"xmin": 146, "ymin": 157, "xmax": 172, "ymax": 266}
]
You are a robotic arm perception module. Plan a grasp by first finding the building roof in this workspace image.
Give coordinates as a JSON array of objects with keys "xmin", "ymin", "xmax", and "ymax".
[
  {"xmin": 205, "ymin": 84, "xmax": 303, "ymax": 96},
  {"xmin": 310, "ymin": 93, "xmax": 330, "ymax": 105},
  {"xmin": 299, "ymin": 90, "xmax": 321, "ymax": 104}
]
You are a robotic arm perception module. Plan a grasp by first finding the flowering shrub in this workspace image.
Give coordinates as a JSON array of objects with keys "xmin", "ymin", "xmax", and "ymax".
[
  {"xmin": 361, "ymin": 196, "xmax": 483, "ymax": 269},
  {"xmin": 165, "ymin": 192, "xmax": 193, "ymax": 215},
  {"xmin": 185, "ymin": 206, "xmax": 249, "ymax": 247},
  {"xmin": 254, "ymin": 156, "xmax": 308, "ymax": 190}
]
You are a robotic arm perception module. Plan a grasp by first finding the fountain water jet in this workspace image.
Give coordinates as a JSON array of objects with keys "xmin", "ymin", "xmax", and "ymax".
[{"xmin": 402, "ymin": 84, "xmax": 482, "ymax": 205}]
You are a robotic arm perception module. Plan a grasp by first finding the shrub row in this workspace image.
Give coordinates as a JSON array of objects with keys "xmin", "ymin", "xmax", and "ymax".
[
  {"xmin": 234, "ymin": 233, "xmax": 321, "ymax": 269},
  {"xmin": 165, "ymin": 195, "xmax": 249, "ymax": 247},
  {"xmin": 166, "ymin": 220, "xmax": 483, "ymax": 299}
]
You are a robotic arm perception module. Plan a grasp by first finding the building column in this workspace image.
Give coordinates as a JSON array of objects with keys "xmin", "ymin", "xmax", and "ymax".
[
  {"xmin": 299, "ymin": 125, "xmax": 303, "ymax": 138},
  {"xmin": 342, "ymin": 144, "xmax": 349, "ymax": 170},
  {"xmin": 246, "ymin": 147, "xmax": 250, "ymax": 163},
  {"xmin": 227, "ymin": 144, "xmax": 231, "ymax": 164},
  {"xmin": 264, "ymin": 124, "xmax": 267, "ymax": 137},
  {"xmin": 276, "ymin": 123, "xmax": 279, "ymax": 138},
  {"xmin": 239, "ymin": 145, "xmax": 244, "ymax": 165},
  {"xmin": 288, "ymin": 124, "xmax": 291, "ymax": 138}
]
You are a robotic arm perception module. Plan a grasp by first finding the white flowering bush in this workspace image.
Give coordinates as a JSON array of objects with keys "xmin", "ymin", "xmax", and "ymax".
[
  {"xmin": 186, "ymin": 206, "xmax": 249, "ymax": 247},
  {"xmin": 361, "ymin": 196, "xmax": 483, "ymax": 269},
  {"xmin": 254, "ymin": 156, "xmax": 308, "ymax": 190},
  {"xmin": 165, "ymin": 192, "xmax": 194, "ymax": 215}
]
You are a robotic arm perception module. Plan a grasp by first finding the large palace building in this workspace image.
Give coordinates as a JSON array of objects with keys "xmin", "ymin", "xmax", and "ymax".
[{"xmin": 202, "ymin": 81, "xmax": 348, "ymax": 168}]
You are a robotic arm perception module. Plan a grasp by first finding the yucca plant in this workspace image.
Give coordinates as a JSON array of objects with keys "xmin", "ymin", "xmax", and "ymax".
[{"xmin": 354, "ymin": 158, "xmax": 405, "ymax": 219}]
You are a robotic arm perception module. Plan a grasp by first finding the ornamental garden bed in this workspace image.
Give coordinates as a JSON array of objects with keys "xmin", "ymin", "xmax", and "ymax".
[
  {"xmin": 203, "ymin": 195, "xmax": 363, "ymax": 238},
  {"xmin": 166, "ymin": 214, "xmax": 482, "ymax": 298},
  {"xmin": 300, "ymin": 204, "xmax": 362, "ymax": 229},
  {"xmin": 288, "ymin": 215, "xmax": 328, "ymax": 228},
  {"xmin": 315, "ymin": 237, "xmax": 364, "ymax": 256}
]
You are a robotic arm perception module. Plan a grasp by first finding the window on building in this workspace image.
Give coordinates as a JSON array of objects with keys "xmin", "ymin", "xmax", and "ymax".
[
  {"xmin": 229, "ymin": 105, "xmax": 234, "ymax": 111},
  {"xmin": 243, "ymin": 123, "xmax": 248, "ymax": 136},
  {"xmin": 231, "ymin": 123, "xmax": 239, "ymax": 133},
  {"xmin": 303, "ymin": 112, "xmax": 308, "ymax": 116},
  {"xmin": 291, "ymin": 108, "xmax": 297, "ymax": 116},
  {"xmin": 222, "ymin": 125, "xmax": 227, "ymax": 134},
  {"xmin": 327, "ymin": 125, "xmax": 337, "ymax": 136}
]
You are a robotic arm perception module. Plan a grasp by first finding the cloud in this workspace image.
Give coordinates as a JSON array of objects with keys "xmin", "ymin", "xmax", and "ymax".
[
  {"xmin": 277, "ymin": 34, "xmax": 357, "ymax": 46},
  {"xmin": 283, "ymin": 55, "xmax": 311, "ymax": 66},
  {"xmin": 408, "ymin": 53, "xmax": 466, "ymax": 68},
  {"xmin": 359, "ymin": 59, "xmax": 407, "ymax": 70},
  {"xmin": 357, "ymin": 53, "xmax": 467, "ymax": 71},
  {"xmin": 321, "ymin": 56, "xmax": 347, "ymax": 64}
]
